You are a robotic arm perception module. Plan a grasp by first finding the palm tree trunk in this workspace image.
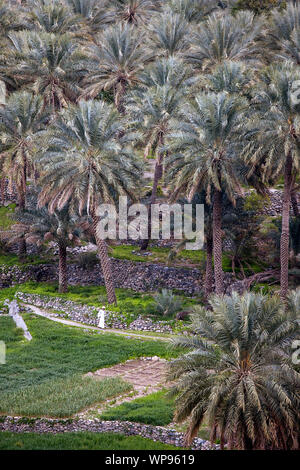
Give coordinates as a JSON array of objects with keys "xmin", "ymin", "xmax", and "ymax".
[
  {"xmin": 280, "ymin": 154, "xmax": 293, "ymax": 299},
  {"xmin": 17, "ymin": 185, "xmax": 27, "ymax": 261},
  {"xmin": 92, "ymin": 214, "xmax": 117, "ymax": 305},
  {"xmin": 0, "ymin": 177, "xmax": 5, "ymax": 205},
  {"xmin": 140, "ymin": 136, "xmax": 163, "ymax": 251},
  {"xmin": 204, "ymin": 234, "xmax": 213, "ymax": 299},
  {"xmin": 115, "ymin": 80, "xmax": 126, "ymax": 115},
  {"xmin": 17, "ymin": 185, "xmax": 26, "ymax": 210},
  {"xmin": 213, "ymin": 190, "xmax": 224, "ymax": 295},
  {"xmin": 58, "ymin": 239, "xmax": 68, "ymax": 293},
  {"xmin": 18, "ymin": 237, "xmax": 26, "ymax": 260},
  {"xmin": 291, "ymin": 189, "xmax": 299, "ymax": 217}
]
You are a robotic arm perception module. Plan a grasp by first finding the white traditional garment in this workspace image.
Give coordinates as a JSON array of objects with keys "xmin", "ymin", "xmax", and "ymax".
[{"xmin": 98, "ymin": 307, "xmax": 106, "ymax": 328}]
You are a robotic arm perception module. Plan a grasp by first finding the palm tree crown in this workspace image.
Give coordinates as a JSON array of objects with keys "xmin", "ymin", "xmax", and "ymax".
[
  {"xmin": 267, "ymin": 2, "xmax": 300, "ymax": 64},
  {"xmin": 167, "ymin": 0, "xmax": 217, "ymax": 23},
  {"xmin": 186, "ymin": 11, "xmax": 262, "ymax": 70},
  {"xmin": 167, "ymin": 92, "xmax": 246, "ymax": 203},
  {"xmin": 83, "ymin": 24, "xmax": 151, "ymax": 112},
  {"xmin": 0, "ymin": 91, "xmax": 47, "ymax": 208},
  {"xmin": 111, "ymin": 0, "xmax": 162, "ymax": 25},
  {"xmin": 148, "ymin": 9, "xmax": 190, "ymax": 57},
  {"xmin": 66, "ymin": 0, "xmax": 113, "ymax": 39},
  {"xmin": 37, "ymin": 99, "xmax": 140, "ymax": 213},
  {"xmin": 29, "ymin": 0, "xmax": 80, "ymax": 35},
  {"xmin": 6, "ymin": 30, "xmax": 85, "ymax": 111},
  {"xmin": 168, "ymin": 291, "xmax": 300, "ymax": 449}
]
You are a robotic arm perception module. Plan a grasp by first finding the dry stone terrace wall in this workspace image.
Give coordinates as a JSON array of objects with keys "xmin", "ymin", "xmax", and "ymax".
[
  {"xmin": 0, "ymin": 259, "xmax": 235, "ymax": 294},
  {"xmin": 16, "ymin": 293, "xmax": 175, "ymax": 333},
  {"xmin": 0, "ymin": 416, "xmax": 218, "ymax": 450}
]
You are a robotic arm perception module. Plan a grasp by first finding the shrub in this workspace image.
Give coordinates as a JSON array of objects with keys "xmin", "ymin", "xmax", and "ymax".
[{"xmin": 153, "ymin": 289, "xmax": 183, "ymax": 317}]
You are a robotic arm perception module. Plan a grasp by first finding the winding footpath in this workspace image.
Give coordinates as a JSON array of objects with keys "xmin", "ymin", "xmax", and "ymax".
[{"xmin": 23, "ymin": 304, "xmax": 171, "ymax": 342}]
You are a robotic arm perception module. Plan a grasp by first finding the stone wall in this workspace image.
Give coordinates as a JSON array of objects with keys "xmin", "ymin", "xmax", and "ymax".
[
  {"xmin": 17, "ymin": 293, "xmax": 175, "ymax": 333},
  {"xmin": 0, "ymin": 416, "xmax": 218, "ymax": 450},
  {"xmin": 0, "ymin": 259, "xmax": 235, "ymax": 295}
]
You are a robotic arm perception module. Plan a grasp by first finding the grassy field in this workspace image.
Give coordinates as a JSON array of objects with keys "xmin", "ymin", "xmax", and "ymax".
[
  {"xmin": 111, "ymin": 244, "xmax": 206, "ymax": 266},
  {"xmin": 111, "ymin": 245, "xmax": 264, "ymax": 274},
  {"xmin": 0, "ymin": 432, "xmax": 182, "ymax": 450},
  {"xmin": 0, "ymin": 315, "xmax": 176, "ymax": 417},
  {"xmin": 101, "ymin": 389, "xmax": 175, "ymax": 426},
  {"xmin": 0, "ymin": 375, "xmax": 132, "ymax": 418}
]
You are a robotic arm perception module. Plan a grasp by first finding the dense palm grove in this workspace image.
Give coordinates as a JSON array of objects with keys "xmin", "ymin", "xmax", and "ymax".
[{"xmin": 0, "ymin": 0, "xmax": 299, "ymax": 451}]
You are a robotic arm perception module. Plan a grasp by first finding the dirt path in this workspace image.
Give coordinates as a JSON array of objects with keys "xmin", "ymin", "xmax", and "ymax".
[
  {"xmin": 78, "ymin": 357, "xmax": 170, "ymax": 419},
  {"xmin": 86, "ymin": 357, "xmax": 168, "ymax": 392},
  {"xmin": 23, "ymin": 304, "xmax": 171, "ymax": 342}
]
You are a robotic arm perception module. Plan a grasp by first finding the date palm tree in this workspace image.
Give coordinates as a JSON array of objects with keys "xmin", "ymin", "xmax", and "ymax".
[
  {"xmin": 29, "ymin": 0, "xmax": 80, "ymax": 35},
  {"xmin": 242, "ymin": 63, "xmax": 300, "ymax": 299},
  {"xmin": 82, "ymin": 24, "xmax": 151, "ymax": 113},
  {"xmin": 0, "ymin": 91, "xmax": 48, "ymax": 258},
  {"xmin": 66, "ymin": 0, "xmax": 112, "ymax": 40},
  {"xmin": 3, "ymin": 204, "xmax": 81, "ymax": 292},
  {"xmin": 266, "ymin": 3, "xmax": 300, "ymax": 220},
  {"xmin": 6, "ymin": 30, "xmax": 85, "ymax": 112},
  {"xmin": 167, "ymin": 0, "xmax": 217, "ymax": 23},
  {"xmin": 267, "ymin": 2, "xmax": 300, "ymax": 64},
  {"xmin": 36, "ymin": 99, "xmax": 141, "ymax": 304},
  {"xmin": 186, "ymin": 10, "xmax": 262, "ymax": 70},
  {"xmin": 167, "ymin": 92, "xmax": 247, "ymax": 294},
  {"xmin": 110, "ymin": 0, "xmax": 161, "ymax": 25},
  {"xmin": 0, "ymin": 0, "xmax": 30, "ymax": 94},
  {"xmin": 127, "ymin": 58, "xmax": 189, "ymax": 250},
  {"xmin": 204, "ymin": 60, "xmax": 253, "ymax": 96},
  {"xmin": 168, "ymin": 291, "xmax": 300, "ymax": 449},
  {"xmin": 148, "ymin": 9, "xmax": 190, "ymax": 58}
]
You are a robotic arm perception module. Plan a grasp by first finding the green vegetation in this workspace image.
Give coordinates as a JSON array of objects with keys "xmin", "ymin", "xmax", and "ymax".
[
  {"xmin": 0, "ymin": 203, "xmax": 16, "ymax": 230},
  {"xmin": 0, "ymin": 252, "xmax": 53, "ymax": 267},
  {"xmin": 0, "ymin": 375, "xmax": 132, "ymax": 418},
  {"xmin": 101, "ymin": 389, "xmax": 175, "ymax": 426},
  {"xmin": 111, "ymin": 244, "xmax": 205, "ymax": 265},
  {"xmin": 0, "ymin": 315, "xmax": 176, "ymax": 416},
  {"xmin": 0, "ymin": 432, "xmax": 182, "ymax": 450},
  {"xmin": 0, "ymin": 281, "xmax": 199, "ymax": 319},
  {"xmin": 111, "ymin": 244, "xmax": 263, "ymax": 275},
  {"xmin": 111, "ymin": 244, "xmax": 223, "ymax": 267}
]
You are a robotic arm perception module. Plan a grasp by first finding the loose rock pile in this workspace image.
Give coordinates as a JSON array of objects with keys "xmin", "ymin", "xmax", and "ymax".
[
  {"xmin": 0, "ymin": 416, "xmax": 218, "ymax": 450},
  {"xmin": 261, "ymin": 189, "xmax": 299, "ymax": 217}
]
